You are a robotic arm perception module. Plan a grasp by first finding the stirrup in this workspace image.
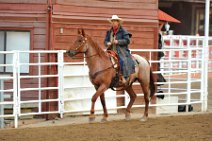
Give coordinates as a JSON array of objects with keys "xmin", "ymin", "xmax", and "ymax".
[{"xmin": 119, "ymin": 75, "xmax": 127, "ymax": 84}]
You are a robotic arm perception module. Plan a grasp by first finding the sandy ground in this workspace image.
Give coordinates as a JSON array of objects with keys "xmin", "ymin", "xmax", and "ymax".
[
  {"xmin": 0, "ymin": 77, "xmax": 211, "ymax": 141},
  {"xmin": 0, "ymin": 113, "xmax": 211, "ymax": 141}
]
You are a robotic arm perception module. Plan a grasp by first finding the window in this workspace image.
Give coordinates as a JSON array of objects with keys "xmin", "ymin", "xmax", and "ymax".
[
  {"xmin": 195, "ymin": 9, "xmax": 212, "ymax": 36},
  {"xmin": 210, "ymin": 10, "xmax": 212, "ymax": 36},
  {"xmin": 0, "ymin": 31, "xmax": 30, "ymax": 73}
]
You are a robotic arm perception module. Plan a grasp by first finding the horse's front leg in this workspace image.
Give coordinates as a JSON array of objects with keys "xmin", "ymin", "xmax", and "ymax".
[
  {"xmin": 100, "ymin": 93, "xmax": 108, "ymax": 122},
  {"xmin": 89, "ymin": 84, "xmax": 107, "ymax": 122}
]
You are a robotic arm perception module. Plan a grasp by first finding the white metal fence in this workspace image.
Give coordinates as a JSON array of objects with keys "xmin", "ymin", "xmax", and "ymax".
[
  {"xmin": 0, "ymin": 51, "xmax": 18, "ymax": 128},
  {"xmin": 0, "ymin": 50, "xmax": 65, "ymax": 128},
  {"xmin": 0, "ymin": 35, "xmax": 210, "ymax": 128}
]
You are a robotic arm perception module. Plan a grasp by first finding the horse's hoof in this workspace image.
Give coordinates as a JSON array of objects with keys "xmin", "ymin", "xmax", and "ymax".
[
  {"xmin": 89, "ymin": 115, "xmax": 95, "ymax": 123},
  {"xmin": 140, "ymin": 116, "xmax": 148, "ymax": 122},
  {"xmin": 125, "ymin": 112, "xmax": 131, "ymax": 120},
  {"xmin": 101, "ymin": 117, "xmax": 108, "ymax": 123},
  {"xmin": 89, "ymin": 117, "xmax": 95, "ymax": 123}
]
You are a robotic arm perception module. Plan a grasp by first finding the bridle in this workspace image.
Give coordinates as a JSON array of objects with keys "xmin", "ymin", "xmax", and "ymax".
[
  {"xmin": 67, "ymin": 35, "xmax": 98, "ymax": 59},
  {"xmin": 74, "ymin": 35, "xmax": 89, "ymax": 53},
  {"xmin": 67, "ymin": 33, "xmax": 115, "ymax": 82}
]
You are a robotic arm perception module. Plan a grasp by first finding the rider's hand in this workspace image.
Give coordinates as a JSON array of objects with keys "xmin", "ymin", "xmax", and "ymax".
[
  {"xmin": 107, "ymin": 42, "xmax": 112, "ymax": 46},
  {"xmin": 113, "ymin": 39, "xmax": 118, "ymax": 45}
]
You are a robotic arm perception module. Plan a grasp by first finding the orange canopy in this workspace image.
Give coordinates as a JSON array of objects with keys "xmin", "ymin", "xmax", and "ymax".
[{"xmin": 158, "ymin": 10, "xmax": 181, "ymax": 23}]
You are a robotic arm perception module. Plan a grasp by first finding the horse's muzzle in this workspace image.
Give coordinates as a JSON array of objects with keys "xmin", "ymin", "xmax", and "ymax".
[{"xmin": 66, "ymin": 50, "xmax": 77, "ymax": 57}]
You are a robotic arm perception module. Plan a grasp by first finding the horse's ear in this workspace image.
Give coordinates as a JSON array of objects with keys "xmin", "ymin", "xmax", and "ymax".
[
  {"xmin": 78, "ymin": 28, "xmax": 85, "ymax": 37},
  {"xmin": 77, "ymin": 28, "xmax": 82, "ymax": 35}
]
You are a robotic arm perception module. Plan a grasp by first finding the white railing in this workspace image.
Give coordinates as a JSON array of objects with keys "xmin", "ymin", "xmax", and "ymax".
[
  {"xmin": 0, "ymin": 35, "xmax": 209, "ymax": 128},
  {"xmin": 209, "ymin": 37, "xmax": 212, "ymax": 72},
  {"xmin": 0, "ymin": 51, "xmax": 18, "ymax": 128},
  {"xmin": 162, "ymin": 35, "xmax": 209, "ymax": 112},
  {"xmin": 0, "ymin": 50, "xmax": 65, "ymax": 128},
  {"xmin": 17, "ymin": 50, "xmax": 65, "ymax": 120}
]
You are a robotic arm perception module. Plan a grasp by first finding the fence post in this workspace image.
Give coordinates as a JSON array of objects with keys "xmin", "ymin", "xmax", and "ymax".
[
  {"xmin": 58, "ymin": 51, "xmax": 64, "ymax": 118},
  {"xmin": 202, "ymin": 37, "xmax": 209, "ymax": 112},
  {"xmin": 167, "ymin": 37, "xmax": 173, "ymax": 95},
  {"xmin": 38, "ymin": 53, "xmax": 42, "ymax": 114},
  {"xmin": 0, "ymin": 79, "xmax": 4, "ymax": 128},
  {"xmin": 13, "ymin": 51, "xmax": 19, "ymax": 128},
  {"xmin": 186, "ymin": 38, "xmax": 191, "ymax": 112},
  {"xmin": 202, "ymin": 0, "xmax": 210, "ymax": 112}
]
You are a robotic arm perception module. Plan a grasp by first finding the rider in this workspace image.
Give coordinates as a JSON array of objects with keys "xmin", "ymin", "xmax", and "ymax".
[{"xmin": 104, "ymin": 15, "xmax": 135, "ymax": 83}]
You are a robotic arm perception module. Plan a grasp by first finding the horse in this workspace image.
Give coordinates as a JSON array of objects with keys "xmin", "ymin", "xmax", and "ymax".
[{"xmin": 66, "ymin": 28, "xmax": 156, "ymax": 122}]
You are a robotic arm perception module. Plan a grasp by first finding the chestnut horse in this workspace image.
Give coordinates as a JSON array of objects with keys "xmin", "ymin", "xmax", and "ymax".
[{"xmin": 66, "ymin": 29, "xmax": 155, "ymax": 122}]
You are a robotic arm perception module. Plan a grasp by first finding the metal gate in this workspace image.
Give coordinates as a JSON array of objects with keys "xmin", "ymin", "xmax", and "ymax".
[{"xmin": 0, "ymin": 35, "xmax": 210, "ymax": 128}]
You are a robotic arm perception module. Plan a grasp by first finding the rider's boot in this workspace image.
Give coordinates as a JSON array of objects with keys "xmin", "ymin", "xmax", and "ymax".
[{"xmin": 119, "ymin": 75, "xmax": 127, "ymax": 85}]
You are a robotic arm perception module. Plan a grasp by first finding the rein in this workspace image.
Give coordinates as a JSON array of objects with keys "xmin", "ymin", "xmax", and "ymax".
[
  {"xmin": 68, "ymin": 36, "xmax": 100, "ymax": 59},
  {"xmin": 67, "ymin": 33, "xmax": 133, "ymax": 91}
]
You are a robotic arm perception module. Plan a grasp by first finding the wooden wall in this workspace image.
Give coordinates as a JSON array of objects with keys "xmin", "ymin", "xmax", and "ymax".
[
  {"xmin": 52, "ymin": 0, "xmax": 158, "ymax": 51},
  {"xmin": 0, "ymin": 0, "xmax": 159, "ymax": 115},
  {"xmin": 0, "ymin": 0, "xmax": 48, "ymax": 50},
  {"xmin": 51, "ymin": 0, "xmax": 159, "ymax": 108},
  {"xmin": 0, "ymin": 0, "xmax": 52, "ymax": 115}
]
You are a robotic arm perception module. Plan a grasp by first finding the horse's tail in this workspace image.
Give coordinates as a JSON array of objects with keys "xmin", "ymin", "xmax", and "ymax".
[{"xmin": 149, "ymin": 67, "xmax": 156, "ymax": 98}]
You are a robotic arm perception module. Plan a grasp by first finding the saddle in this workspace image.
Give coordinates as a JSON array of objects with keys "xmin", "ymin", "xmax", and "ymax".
[
  {"xmin": 106, "ymin": 50, "xmax": 120, "ymax": 72},
  {"xmin": 107, "ymin": 50, "xmax": 138, "ymax": 74},
  {"xmin": 106, "ymin": 50, "xmax": 138, "ymax": 90},
  {"xmin": 106, "ymin": 50, "xmax": 121, "ymax": 89},
  {"xmin": 107, "ymin": 50, "xmax": 133, "ymax": 89}
]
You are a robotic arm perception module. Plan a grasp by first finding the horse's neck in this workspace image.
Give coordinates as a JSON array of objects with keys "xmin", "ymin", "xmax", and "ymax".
[
  {"xmin": 85, "ymin": 38, "xmax": 107, "ymax": 60},
  {"xmin": 85, "ymin": 40, "xmax": 111, "ymax": 74}
]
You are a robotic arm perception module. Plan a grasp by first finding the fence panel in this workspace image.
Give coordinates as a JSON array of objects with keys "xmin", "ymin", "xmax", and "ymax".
[
  {"xmin": 162, "ymin": 35, "xmax": 208, "ymax": 112},
  {"xmin": 62, "ymin": 60, "xmax": 117, "ymax": 115},
  {"xmin": 63, "ymin": 35, "xmax": 207, "ymax": 116},
  {"xmin": 0, "ymin": 35, "xmax": 209, "ymax": 128},
  {"xmin": 17, "ymin": 51, "xmax": 65, "ymax": 120},
  {"xmin": 0, "ymin": 51, "xmax": 18, "ymax": 128}
]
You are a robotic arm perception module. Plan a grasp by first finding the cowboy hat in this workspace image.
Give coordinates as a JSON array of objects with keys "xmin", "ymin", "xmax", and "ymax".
[{"xmin": 107, "ymin": 15, "xmax": 123, "ymax": 23}]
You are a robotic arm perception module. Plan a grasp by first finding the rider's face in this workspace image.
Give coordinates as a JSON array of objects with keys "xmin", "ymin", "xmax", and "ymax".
[{"xmin": 111, "ymin": 20, "xmax": 119, "ymax": 29}]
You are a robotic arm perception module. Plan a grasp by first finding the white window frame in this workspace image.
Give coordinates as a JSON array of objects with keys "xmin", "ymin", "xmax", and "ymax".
[{"xmin": 0, "ymin": 30, "xmax": 30, "ymax": 73}]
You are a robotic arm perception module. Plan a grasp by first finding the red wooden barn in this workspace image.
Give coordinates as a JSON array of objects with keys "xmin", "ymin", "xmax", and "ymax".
[{"xmin": 0, "ymin": 0, "xmax": 159, "ymax": 118}]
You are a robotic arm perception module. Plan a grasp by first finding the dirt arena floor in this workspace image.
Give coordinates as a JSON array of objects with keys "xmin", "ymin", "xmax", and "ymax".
[
  {"xmin": 0, "ymin": 113, "xmax": 211, "ymax": 141},
  {"xmin": 0, "ymin": 77, "xmax": 211, "ymax": 141}
]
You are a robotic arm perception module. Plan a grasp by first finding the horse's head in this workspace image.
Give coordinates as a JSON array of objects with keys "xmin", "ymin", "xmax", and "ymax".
[{"xmin": 66, "ymin": 28, "xmax": 89, "ymax": 57}]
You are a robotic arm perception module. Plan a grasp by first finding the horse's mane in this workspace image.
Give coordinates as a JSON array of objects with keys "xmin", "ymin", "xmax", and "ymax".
[{"xmin": 86, "ymin": 35, "xmax": 108, "ymax": 58}]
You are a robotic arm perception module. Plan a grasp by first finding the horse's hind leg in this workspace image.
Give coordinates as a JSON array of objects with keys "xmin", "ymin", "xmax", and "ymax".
[
  {"xmin": 125, "ymin": 86, "xmax": 137, "ymax": 120},
  {"xmin": 141, "ymin": 85, "xmax": 150, "ymax": 121},
  {"xmin": 100, "ymin": 93, "xmax": 108, "ymax": 122}
]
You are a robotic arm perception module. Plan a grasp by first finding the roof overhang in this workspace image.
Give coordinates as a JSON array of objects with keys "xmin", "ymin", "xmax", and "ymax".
[{"xmin": 158, "ymin": 10, "xmax": 181, "ymax": 23}]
